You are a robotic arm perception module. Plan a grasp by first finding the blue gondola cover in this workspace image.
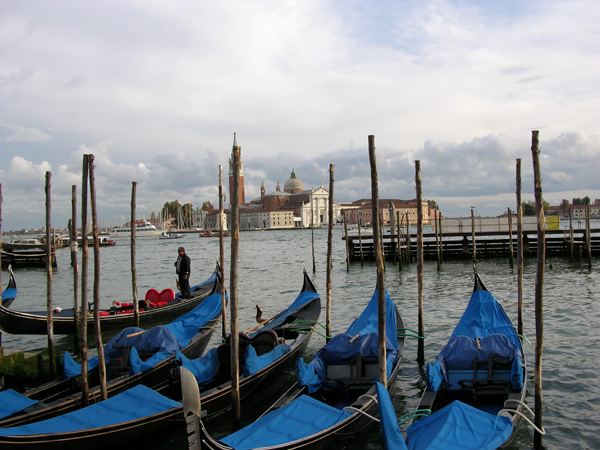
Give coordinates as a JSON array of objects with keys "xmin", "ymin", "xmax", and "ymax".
[
  {"xmin": 376, "ymin": 382, "xmax": 408, "ymax": 450},
  {"xmin": 0, "ymin": 389, "xmax": 41, "ymax": 420},
  {"xmin": 405, "ymin": 400, "xmax": 513, "ymax": 450}
]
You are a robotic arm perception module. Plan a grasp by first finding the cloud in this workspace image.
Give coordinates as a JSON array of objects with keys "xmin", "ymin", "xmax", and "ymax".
[{"xmin": 0, "ymin": 123, "xmax": 53, "ymax": 142}]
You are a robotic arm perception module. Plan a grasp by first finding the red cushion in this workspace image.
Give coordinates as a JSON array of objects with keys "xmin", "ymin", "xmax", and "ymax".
[{"xmin": 145, "ymin": 289, "xmax": 160, "ymax": 306}]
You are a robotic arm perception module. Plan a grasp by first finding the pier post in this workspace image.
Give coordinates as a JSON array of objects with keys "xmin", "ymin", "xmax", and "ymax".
[
  {"xmin": 326, "ymin": 164, "xmax": 334, "ymax": 343},
  {"xmin": 311, "ymin": 210, "xmax": 316, "ymax": 272},
  {"xmin": 230, "ymin": 144, "xmax": 241, "ymax": 430},
  {"xmin": 516, "ymin": 159, "xmax": 524, "ymax": 337},
  {"xmin": 343, "ymin": 210, "xmax": 350, "ymax": 271},
  {"xmin": 358, "ymin": 216, "xmax": 364, "ymax": 266},
  {"xmin": 569, "ymin": 210, "xmax": 574, "ymax": 260},
  {"xmin": 389, "ymin": 202, "xmax": 396, "ymax": 264},
  {"xmin": 415, "ymin": 161, "xmax": 425, "ymax": 365},
  {"xmin": 396, "ymin": 211, "xmax": 402, "ymax": 271},
  {"xmin": 531, "ymin": 130, "xmax": 545, "ymax": 449},
  {"xmin": 435, "ymin": 209, "xmax": 441, "ymax": 271},
  {"xmin": 70, "ymin": 186, "xmax": 81, "ymax": 352},
  {"xmin": 130, "ymin": 181, "xmax": 139, "ymax": 328},
  {"xmin": 471, "ymin": 207, "xmax": 477, "ymax": 264},
  {"xmin": 406, "ymin": 211, "xmax": 411, "ymax": 264},
  {"xmin": 0, "ymin": 183, "xmax": 2, "ymax": 348},
  {"xmin": 508, "ymin": 208, "xmax": 514, "ymax": 268},
  {"xmin": 368, "ymin": 135, "xmax": 387, "ymax": 387},
  {"xmin": 89, "ymin": 155, "xmax": 107, "ymax": 400},
  {"xmin": 438, "ymin": 212, "xmax": 444, "ymax": 264},
  {"xmin": 45, "ymin": 171, "xmax": 57, "ymax": 376},
  {"xmin": 80, "ymin": 154, "xmax": 90, "ymax": 406},
  {"xmin": 585, "ymin": 205, "xmax": 592, "ymax": 268},
  {"xmin": 218, "ymin": 165, "xmax": 227, "ymax": 340}
]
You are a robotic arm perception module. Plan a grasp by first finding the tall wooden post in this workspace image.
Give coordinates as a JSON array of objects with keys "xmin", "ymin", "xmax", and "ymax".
[
  {"xmin": 218, "ymin": 165, "xmax": 227, "ymax": 340},
  {"xmin": 44, "ymin": 172, "xmax": 57, "ymax": 376},
  {"xmin": 358, "ymin": 216, "xmax": 364, "ymax": 266},
  {"xmin": 585, "ymin": 205, "xmax": 592, "ymax": 268},
  {"xmin": 434, "ymin": 210, "xmax": 441, "ymax": 271},
  {"xmin": 230, "ymin": 144, "xmax": 241, "ymax": 430},
  {"xmin": 516, "ymin": 159, "xmax": 523, "ymax": 337},
  {"xmin": 80, "ymin": 155, "xmax": 90, "ymax": 406},
  {"xmin": 343, "ymin": 210, "xmax": 350, "ymax": 271},
  {"xmin": 415, "ymin": 162, "xmax": 425, "ymax": 365},
  {"xmin": 89, "ymin": 155, "xmax": 107, "ymax": 400},
  {"xmin": 396, "ymin": 211, "xmax": 402, "ymax": 271},
  {"xmin": 311, "ymin": 209, "xmax": 316, "ymax": 273},
  {"xmin": 471, "ymin": 207, "xmax": 477, "ymax": 264},
  {"xmin": 71, "ymin": 186, "xmax": 80, "ymax": 352},
  {"xmin": 368, "ymin": 135, "xmax": 387, "ymax": 387},
  {"xmin": 131, "ymin": 182, "xmax": 139, "ymax": 327},
  {"xmin": 406, "ymin": 212, "xmax": 411, "ymax": 264},
  {"xmin": 508, "ymin": 208, "xmax": 514, "ymax": 268},
  {"xmin": 326, "ymin": 164, "xmax": 335, "ymax": 343},
  {"xmin": 437, "ymin": 212, "xmax": 444, "ymax": 264},
  {"xmin": 569, "ymin": 210, "xmax": 574, "ymax": 260},
  {"xmin": 0, "ymin": 184, "xmax": 2, "ymax": 348},
  {"xmin": 531, "ymin": 130, "xmax": 545, "ymax": 449},
  {"xmin": 389, "ymin": 203, "xmax": 396, "ymax": 264}
]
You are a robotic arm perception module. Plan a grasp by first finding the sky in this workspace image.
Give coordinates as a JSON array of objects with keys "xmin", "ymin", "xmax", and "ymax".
[{"xmin": 1, "ymin": 0, "xmax": 599, "ymax": 231}]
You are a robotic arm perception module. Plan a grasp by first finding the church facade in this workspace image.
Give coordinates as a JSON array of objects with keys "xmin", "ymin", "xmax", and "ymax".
[{"xmin": 227, "ymin": 138, "xmax": 341, "ymax": 229}]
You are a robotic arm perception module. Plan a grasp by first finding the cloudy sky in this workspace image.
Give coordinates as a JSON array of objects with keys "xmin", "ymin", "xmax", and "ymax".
[{"xmin": 1, "ymin": 0, "xmax": 599, "ymax": 231}]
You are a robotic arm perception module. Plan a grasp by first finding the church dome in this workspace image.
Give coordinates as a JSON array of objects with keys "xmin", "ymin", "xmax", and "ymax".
[{"xmin": 283, "ymin": 169, "xmax": 304, "ymax": 193}]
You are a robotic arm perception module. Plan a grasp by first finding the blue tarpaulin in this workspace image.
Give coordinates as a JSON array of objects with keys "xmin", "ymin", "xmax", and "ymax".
[
  {"xmin": 0, "ymin": 385, "xmax": 181, "ymax": 436},
  {"xmin": 244, "ymin": 343, "xmax": 290, "ymax": 376},
  {"xmin": 405, "ymin": 400, "xmax": 513, "ymax": 450},
  {"xmin": 298, "ymin": 288, "xmax": 398, "ymax": 392},
  {"xmin": 0, "ymin": 389, "xmax": 40, "ymax": 420},
  {"xmin": 220, "ymin": 394, "xmax": 352, "ymax": 450},
  {"xmin": 175, "ymin": 348, "xmax": 220, "ymax": 385},
  {"xmin": 376, "ymin": 382, "xmax": 408, "ymax": 450}
]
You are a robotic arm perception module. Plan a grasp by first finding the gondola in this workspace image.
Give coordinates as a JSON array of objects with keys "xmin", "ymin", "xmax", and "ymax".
[
  {"xmin": 1, "ymin": 266, "xmax": 17, "ymax": 309},
  {"xmin": 0, "ymin": 270, "xmax": 224, "ymax": 429},
  {"xmin": 0, "ymin": 264, "xmax": 219, "ymax": 335},
  {"xmin": 188, "ymin": 286, "xmax": 404, "ymax": 450},
  {"xmin": 0, "ymin": 269, "xmax": 321, "ymax": 450},
  {"xmin": 377, "ymin": 271, "xmax": 532, "ymax": 450}
]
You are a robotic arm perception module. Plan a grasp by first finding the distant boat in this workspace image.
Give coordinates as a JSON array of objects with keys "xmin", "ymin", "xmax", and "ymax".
[
  {"xmin": 111, "ymin": 220, "xmax": 161, "ymax": 237},
  {"xmin": 199, "ymin": 231, "xmax": 230, "ymax": 237},
  {"xmin": 159, "ymin": 232, "xmax": 184, "ymax": 240}
]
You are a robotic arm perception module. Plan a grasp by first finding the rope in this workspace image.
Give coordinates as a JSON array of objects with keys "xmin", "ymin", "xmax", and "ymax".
[
  {"xmin": 342, "ymin": 394, "xmax": 380, "ymax": 422},
  {"xmin": 397, "ymin": 409, "xmax": 432, "ymax": 427},
  {"xmin": 398, "ymin": 328, "xmax": 424, "ymax": 339},
  {"xmin": 499, "ymin": 399, "xmax": 546, "ymax": 435}
]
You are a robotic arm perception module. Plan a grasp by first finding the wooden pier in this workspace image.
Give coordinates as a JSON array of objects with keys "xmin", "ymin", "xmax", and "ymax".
[
  {"xmin": 0, "ymin": 242, "xmax": 57, "ymax": 268},
  {"xmin": 344, "ymin": 228, "xmax": 600, "ymax": 262}
]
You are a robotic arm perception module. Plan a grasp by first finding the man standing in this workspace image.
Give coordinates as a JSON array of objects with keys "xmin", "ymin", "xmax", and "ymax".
[{"xmin": 175, "ymin": 246, "xmax": 191, "ymax": 299}]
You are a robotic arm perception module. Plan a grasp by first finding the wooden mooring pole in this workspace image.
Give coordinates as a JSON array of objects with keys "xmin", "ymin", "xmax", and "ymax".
[
  {"xmin": 326, "ymin": 164, "xmax": 334, "ymax": 343},
  {"xmin": 435, "ymin": 210, "xmax": 441, "ymax": 271},
  {"xmin": 358, "ymin": 216, "xmax": 364, "ymax": 266},
  {"xmin": 471, "ymin": 206, "xmax": 477, "ymax": 264},
  {"xmin": 70, "ymin": 186, "xmax": 80, "ymax": 352},
  {"xmin": 0, "ymin": 183, "xmax": 2, "ymax": 348},
  {"xmin": 89, "ymin": 155, "xmax": 107, "ymax": 400},
  {"xmin": 230, "ymin": 143, "xmax": 241, "ymax": 430},
  {"xmin": 415, "ymin": 161, "xmax": 425, "ymax": 365},
  {"xmin": 45, "ymin": 171, "xmax": 57, "ymax": 376},
  {"xmin": 396, "ymin": 211, "xmax": 402, "ymax": 271},
  {"xmin": 218, "ymin": 165, "xmax": 227, "ymax": 340},
  {"xmin": 343, "ymin": 210, "xmax": 350, "ymax": 271},
  {"xmin": 437, "ymin": 212, "xmax": 444, "ymax": 265},
  {"xmin": 131, "ymin": 182, "xmax": 139, "ymax": 328},
  {"xmin": 311, "ymin": 210, "xmax": 316, "ymax": 272},
  {"xmin": 508, "ymin": 208, "xmax": 514, "ymax": 269},
  {"xmin": 80, "ymin": 155, "xmax": 90, "ymax": 406},
  {"xmin": 585, "ymin": 204, "xmax": 592, "ymax": 268},
  {"xmin": 368, "ymin": 135, "xmax": 387, "ymax": 387},
  {"xmin": 531, "ymin": 130, "xmax": 545, "ymax": 449},
  {"xmin": 516, "ymin": 159, "xmax": 524, "ymax": 337}
]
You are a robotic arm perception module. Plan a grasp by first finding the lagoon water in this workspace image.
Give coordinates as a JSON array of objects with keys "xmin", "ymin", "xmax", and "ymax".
[{"xmin": 1, "ymin": 226, "xmax": 598, "ymax": 450}]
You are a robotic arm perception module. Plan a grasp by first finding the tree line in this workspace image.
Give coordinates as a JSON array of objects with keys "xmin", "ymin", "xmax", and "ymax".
[{"xmin": 161, "ymin": 200, "xmax": 214, "ymax": 229}]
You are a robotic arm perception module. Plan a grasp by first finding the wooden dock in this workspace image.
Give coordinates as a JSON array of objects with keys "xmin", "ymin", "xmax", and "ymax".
[
  {"xmin": 344, "ymin": 228, "xmax": 600, "ymax": 262},
  {"xmin": 1, "ymin": 242, "xmax": 57, "ymax": 268}
]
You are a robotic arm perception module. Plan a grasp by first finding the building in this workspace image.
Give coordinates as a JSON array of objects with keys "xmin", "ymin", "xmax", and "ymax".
[
  {"xmin": 226, "ymin": 136, "xmax": 341, "ymax": 229},
  {"xmin": 342, "ymin": 199, "xmax": 439, "ymax": 226}
]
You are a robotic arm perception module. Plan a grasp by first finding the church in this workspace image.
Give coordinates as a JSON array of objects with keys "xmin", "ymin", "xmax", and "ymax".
[{"xmin": 227, "ymin": 136, "xmax": 342, "ymax": 229}]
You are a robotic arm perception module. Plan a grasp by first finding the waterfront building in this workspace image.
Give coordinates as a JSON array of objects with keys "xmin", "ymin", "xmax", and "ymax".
[{"xmin": 342, "ymin": 199, "xmax": 439, "ymax": 226}]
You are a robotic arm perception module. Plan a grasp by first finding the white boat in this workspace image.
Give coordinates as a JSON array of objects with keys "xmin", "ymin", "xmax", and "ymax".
[
  {"xmin": 159, "ymin": 232, "xmax": 185, "ymax": 239},
  {"xmin": 111, "ymin": 220, "xmax": 161, "ymax": 237}
]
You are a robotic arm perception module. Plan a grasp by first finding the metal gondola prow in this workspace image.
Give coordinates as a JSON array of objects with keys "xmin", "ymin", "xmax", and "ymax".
[
  {"xmin": 181, "ymin": 366, "xmax": 203, "ymax": 450},
  {"xmin": 472, "ymin": 264, "xmax": 488, "ymax": 292}
]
